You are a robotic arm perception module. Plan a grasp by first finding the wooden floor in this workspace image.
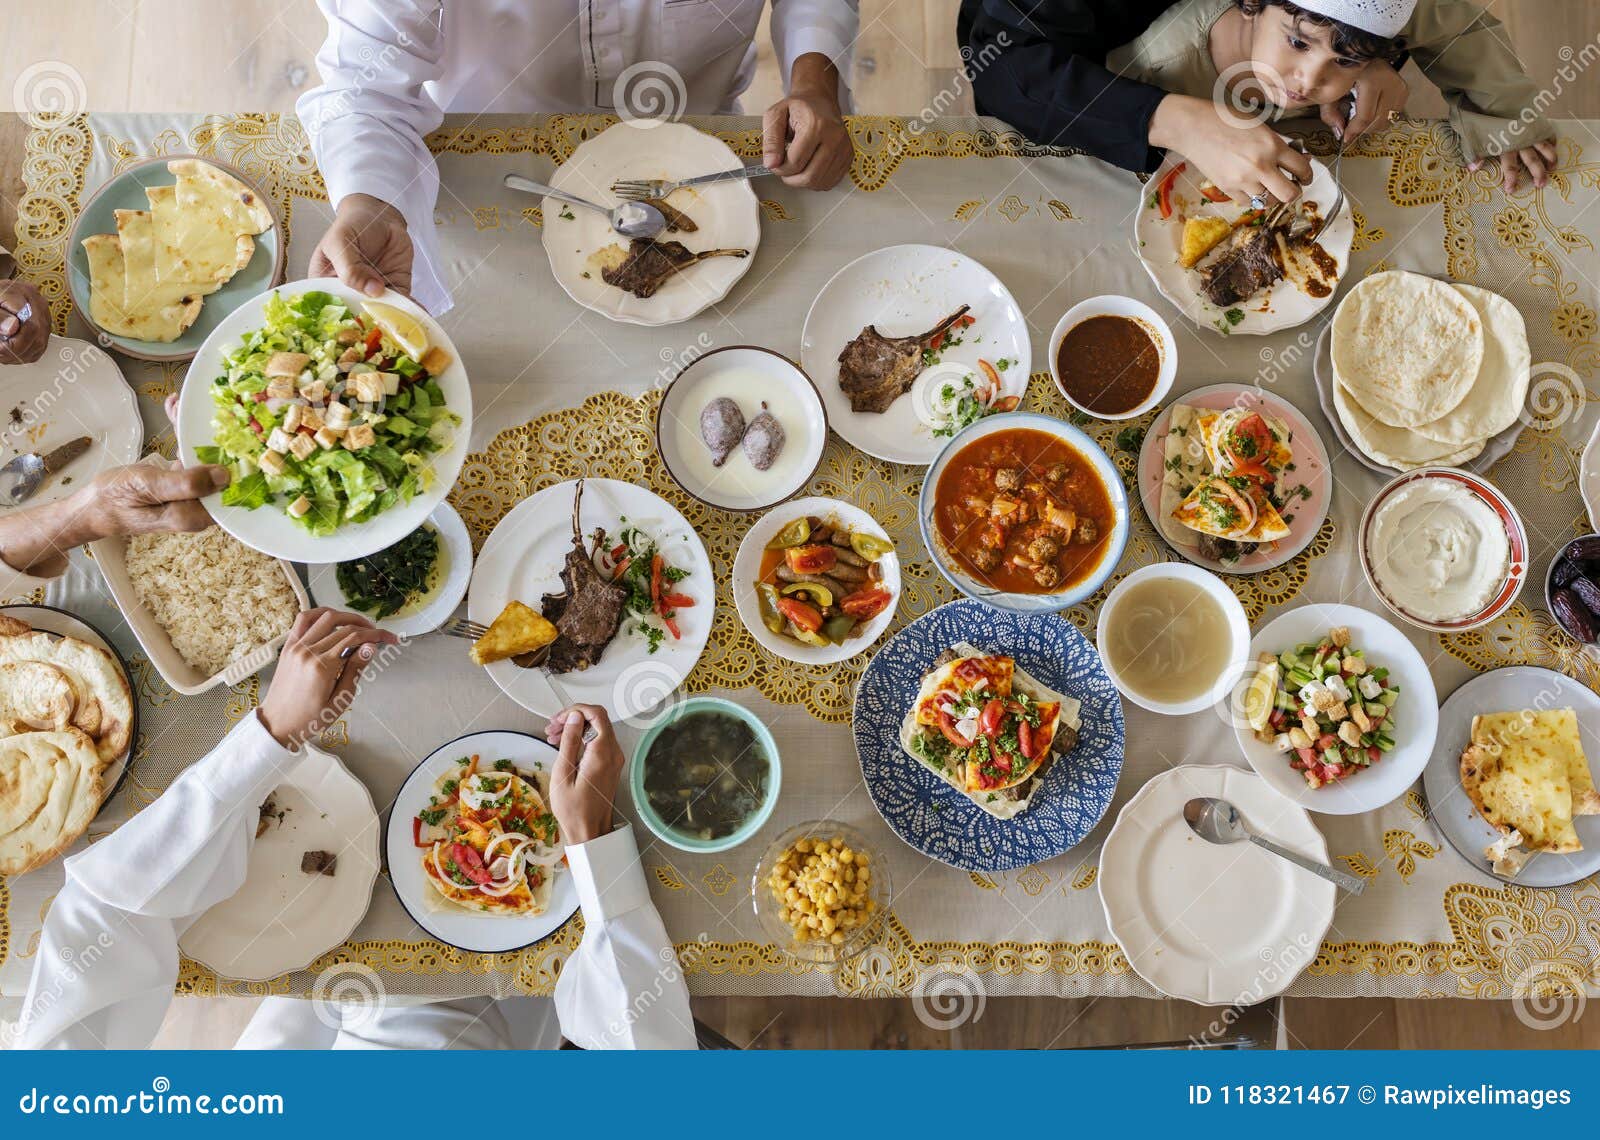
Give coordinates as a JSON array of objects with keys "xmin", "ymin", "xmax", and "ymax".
[{"xmin": 7, "ymin": 0, "xmax": 1599, "ymax": 1049}]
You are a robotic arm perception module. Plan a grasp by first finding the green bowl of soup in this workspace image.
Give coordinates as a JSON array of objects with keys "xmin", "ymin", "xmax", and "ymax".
[{"xmin": 630, "ymin": 697, "xmax": 781, "ymax": 853}]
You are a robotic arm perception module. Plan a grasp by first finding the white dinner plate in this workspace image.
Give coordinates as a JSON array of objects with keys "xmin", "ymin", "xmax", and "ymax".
[
  {"xmin": 385, "ymin": 730, "xmax": 578, "ymax": 953},
  {"xmin": 537, "ymin": 121, "xmax": 760, "ymax": 325},
  {"xmin": 1099, "ymin": 764, "xmax": 1335, "ymax": 1005},
  {"xmin": 730, "ymin": 496, "xmax": 901, "ymax": 666},
  {"xmin": 1234, "ymin": 603, "xmax": 1438, "ymax": 814},
  {"xmin": 1422, "ymin": 666, "xmax": 1600, "ymax": 888},
  {"xmin": 0, "ymin": 335, "xmax": 142, "ymax": 510},
  {"xmin": 175, "ymin": 278, "xmax": 473, "ymax": 563},
  {"xmin": 181, "ymin": 748, "xmax": 380, "ymax": 981},
  {"xmin": 467, "ymin": 478, "xmax": 713, "ymax": 720},
  {"xmin": 1133, "ymin": 147, "xmax": 1353, "ymax": 335},
  {"xmin": 800, "ymin": 244, "xmax": 1031, "ymax": 465},
  {"xmin": 309, "ymin": 501, "xmax": 473, "ymax": 638}
]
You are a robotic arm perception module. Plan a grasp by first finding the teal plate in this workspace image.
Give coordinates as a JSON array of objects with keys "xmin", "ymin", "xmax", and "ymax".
[{"xmin": 66, "ymin": 155, "xmax": 286, "ymax": 363}]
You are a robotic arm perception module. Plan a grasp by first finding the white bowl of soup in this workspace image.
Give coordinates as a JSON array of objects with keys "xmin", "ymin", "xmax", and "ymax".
[{"xmin": 1096, "ymin": 563, "xmax": 1250, "ymax": 715}]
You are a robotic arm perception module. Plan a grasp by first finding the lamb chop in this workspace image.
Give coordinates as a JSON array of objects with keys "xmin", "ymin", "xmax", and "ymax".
[
  {"xmin": 600, "ymin": 238, "xmax": 749, "ymax": 299},
  {"xmin": 527, "ymin": 480, "xmax": 628, "ymax": 674},
  {"xmin": 1199, "ymin": 225, "xmax": 1283, "ymax": 308},
  {"xmin": 836, "ymin": 305, "xmax": 971, "ymax": 414}
]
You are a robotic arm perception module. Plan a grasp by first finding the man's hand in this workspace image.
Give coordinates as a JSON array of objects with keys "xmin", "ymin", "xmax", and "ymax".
[
  {"xmin": 762, "ymin": 52, "xmax": 852, "ymax": 191},
  {"xmin": 1472, "ymin": 140, "xmax": 1560, "ymax": 193},
  {"xmin": 1330, "ymin": 61, "xmax": 1408, "ymax": 140},
  {"xmin": 546, "ymin": 704, "xmax": 625, "ymax": 845},
  {"xmin": 0, "ymin": 279, "xmax": 50, "ymax": 366},
  {"xmin": 308, "ymin": 193, "xmax": 413, "ymax": 297},
  {"xmin": 258, "ymin": 608, "xmax": 397, "ymax": 748},
  {"xmin": 1149, "ymin": 95, "xmax": 1312, "ymax": 204}
]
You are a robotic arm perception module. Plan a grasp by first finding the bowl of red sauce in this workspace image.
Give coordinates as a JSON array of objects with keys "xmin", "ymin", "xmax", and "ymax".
[
  {"xmin": 919, "ymin": 411, "xmax": 1130, "ymax": 613},
  {"xmin": 1049, "ymin": 295, "xmax": 1176, "ymax": 421}
]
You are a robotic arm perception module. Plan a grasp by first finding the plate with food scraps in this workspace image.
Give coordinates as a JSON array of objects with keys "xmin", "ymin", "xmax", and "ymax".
[
  {"xmin": 385, "ymin": 730, "xmax": 577, "ymax": 954},
  {"xmin": 0, "ymin": 604, "xmax": 139, "ymax": 816},
  {"xmin": 732, "ymin": 497, "xmax": 900, "ymax": 666},
  {"xmin": 309, "ymin": 501, "xmax": 473, "ymax": 638},
  {"xmin": 800, "ymin": 244, "xmax": 1031, "ymax": 466},
  {"xmin": 1098, "ymin": 764, "xmax": 1333, "ymax": 1004},
  {"xmin": 1421, "ymin": 667, "xmax": 1600, "ymax": 888},
  {"xmin": 532, "ymin": 120, "xmax": 760, "ymax": 326},
  {"xmin": 176, "ymin": 278, "xmax": 472, "ymax": 564},
  {"xmin": 1137, "ymin": 383, "xmax": 1332, "ymax": 574},
  {"xmin": 1233, "ymin": 602, "xmax": 1437, "ymax": 815},
  {"xmin": 0, "ymin": 335, "xmax": 143, "ymax": 510},
  {"xmin": 1133, "ymin": 148, "xmax": 1351, "ymax": 336},
  {"xmin": 852, "ymin": 598, "xmax": 1125, "ymax": 871},
  {"xmin": 466, "ymin": 478, "xmax": 713, "ymax": 721},
  {"xmin": 182, "ymin": 747, "xmax": 379, "ymax": 981},
  {"xmin": 67, "ymin": 155, "xmax": 285, "ymax": 363}
]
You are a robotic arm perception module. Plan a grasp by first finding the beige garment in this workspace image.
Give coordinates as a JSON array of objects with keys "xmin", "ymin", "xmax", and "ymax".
[{"xmin": 1108, "ymin": 0, "xmax": 1556, "ymax": 161}]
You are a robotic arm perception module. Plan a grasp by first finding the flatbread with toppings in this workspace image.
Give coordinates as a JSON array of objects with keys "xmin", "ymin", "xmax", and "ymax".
[{"xmin": 1461, "ymin": 708, "xmax": 1600, "ymax": 874}]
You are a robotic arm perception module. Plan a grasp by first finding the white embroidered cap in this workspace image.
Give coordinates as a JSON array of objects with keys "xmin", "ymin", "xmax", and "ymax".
[{"xmin": 1289, "ymin": 0, "xmax": 1416, "ymax": 37}]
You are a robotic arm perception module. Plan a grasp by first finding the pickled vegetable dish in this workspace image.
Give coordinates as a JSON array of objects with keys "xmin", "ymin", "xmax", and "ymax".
[{"xmin": 754, "ymin": 514, "xmax": 896, "ymax": 648}]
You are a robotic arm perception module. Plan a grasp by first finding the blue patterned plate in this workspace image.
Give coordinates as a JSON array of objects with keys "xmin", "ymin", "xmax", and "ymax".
[{"xmin": 852, "ymin": 598, "xmax": 1125, "ymax": 871}]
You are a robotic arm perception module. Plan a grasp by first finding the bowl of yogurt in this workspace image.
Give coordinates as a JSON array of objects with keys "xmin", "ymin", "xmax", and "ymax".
[
  {"xmin": 1358, "ymin": 467, "xmax": 1527, "ymax": 632},
  {"xmin": 657, "ymin": 345, "xmax": 827, "ymax": 512}
]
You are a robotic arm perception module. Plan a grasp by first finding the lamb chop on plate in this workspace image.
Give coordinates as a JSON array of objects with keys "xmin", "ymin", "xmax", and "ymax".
[
  {"xmin": 836, "ymin": 305, "xmax": 971, "ymax": 414},
  {"xmin": 1198, "ymin": 224, "xmax": 1284, "ymax": 308},
  {"xmin": 600, "ymin": 238, "xmax": 749, "ymax": 299},
  {"xmin": 526, "ymin": 479, "xmax": 629, "ymax": 674}
]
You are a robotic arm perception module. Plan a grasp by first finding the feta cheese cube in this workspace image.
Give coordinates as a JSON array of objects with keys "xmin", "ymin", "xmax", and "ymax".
[
  {"xmin": 1323, "ymin": 674, "xmax": 1351, "ymax": 702},
  {"xmin": 1357, "ymin": 674, "xmax": 1382, "ymax": 700}
]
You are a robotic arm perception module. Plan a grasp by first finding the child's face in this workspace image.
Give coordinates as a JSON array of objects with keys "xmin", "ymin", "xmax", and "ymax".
[{"xmin": 1246, "ymin": 6, "xmax": 1374, "ymax": 109}]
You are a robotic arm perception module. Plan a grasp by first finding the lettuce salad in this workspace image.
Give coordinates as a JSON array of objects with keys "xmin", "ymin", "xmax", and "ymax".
[{"xmin": 195, "ymin": 291, "xmax": 458, "ymax": 535}]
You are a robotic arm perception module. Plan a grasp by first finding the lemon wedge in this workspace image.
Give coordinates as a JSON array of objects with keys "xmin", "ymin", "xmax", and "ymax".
[
  {"xmin": 362, "ymin": 301, "xmax": 429, "ymax": 360},
  {"xmin": 1243, "ymin": 659, "xmax": 1279, "ymax": 734}
]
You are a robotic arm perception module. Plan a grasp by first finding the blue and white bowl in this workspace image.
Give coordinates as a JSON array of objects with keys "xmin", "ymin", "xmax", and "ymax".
[
  {"xmin": 918, "ymin": 411, "xmax": 1130, "ymax": 613},
  {"xmin": 852, "ymin": 598, "xmax": 1125, "ymax": 871}
]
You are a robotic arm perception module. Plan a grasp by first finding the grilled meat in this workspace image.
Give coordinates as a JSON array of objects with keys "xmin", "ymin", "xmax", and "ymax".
[
  {"xmin": 836, "ymin": 305, "xmax": 972, "ymax": 414},
  {"xmin": 1199, "ymin": 226, "xmax": 1283, "ymax": 308},
  {"xmin": 600, "ymin": 238, "xmax": 749, "ymax": 299},
  {"xmin": 529, "ymin": 480, "xmax": 628, "ymax": 674}
]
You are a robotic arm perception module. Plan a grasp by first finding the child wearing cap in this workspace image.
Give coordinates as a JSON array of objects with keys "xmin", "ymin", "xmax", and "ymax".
[{"xmin": 1108, "ymin": 0, "xmax": 1558, "ymax": 193}]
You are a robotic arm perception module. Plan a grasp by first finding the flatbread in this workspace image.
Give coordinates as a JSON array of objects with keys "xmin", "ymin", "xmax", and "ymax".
[
  {"xmin": 0, "ymin": 728, "xmax": 102, "ymax": 876},
  {"xmin": 1331, "ymin": 271, "xmax": 1484, "ymax": 429},
  {"xmin": 82, "ymin": 231, "xmax": 202, "ymax": 342},
  {"xmin": 147, "ymin": 184, "xmax": 254, "ymax": 290},
  {"xmin": 421, "ymin": 762, "xmax": 557, "ymax": 917},
  {"xmin": 0, "ymin": 629, "xmax": 132, "ymax": 768},
  {"xmin": 1331, "ymin": 378, "xmax": 1486, "ymax": 471},
  {"xmin": 0, "ymin": 662, "xmax": 75, "ymax": 733},
  {"xmin": 1411, "ymin": 284, "xmax": 1531, "ymax": 447},
  {"xmin": 169, "ymin": 159, "xmax": 274, "ymax": 236},
  {"xmin": 1461, "ymin": 709, "xmax": 1587, "ymax": 855}
]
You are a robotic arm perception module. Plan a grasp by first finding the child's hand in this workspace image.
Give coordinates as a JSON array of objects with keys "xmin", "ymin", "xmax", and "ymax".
[
  {"xmin": 1471, "ymin": 141, "xmax": 1559, "ymax": 193},
  {"xmin": 1327, "ymin": 62, "xmax": 1408, "ymax": 141}
]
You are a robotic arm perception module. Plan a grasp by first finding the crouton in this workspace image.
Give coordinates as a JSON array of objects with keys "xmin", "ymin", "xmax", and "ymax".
[
  {"xmin": 1337, "ymin": 720, "xmax": 1362, "ymax": 746},
  {"xmin": 342, "ymin": 423, "xmax": 377, "ymax": 450},
  {"xmin": 325, "ymin": 401, "xmax": 353, "ymax": 429},
  {"xmin": 1288, "ymin": 727, "xmax": 1311, "ymax": 749},
  {"xmin": 349, "ymin": 372, "xmax": 385, "ymax": 403},
  {"xmin": 1300, "ymin": 715, "xmax": 1320, "ymax": 740},
  {"xmin": 1329, "ymin": 626, "xmax": 1351, "ymax": 648},
  {"xmin": 266, "ymin": 375, "xmax": 295, "ymax": 400},
  {"xmin": 335, "ymin": 327, "xmax": 361, "ymax": 346},
  {"xmin": 314, "ymin": 427, "xmax": 340, "ymax": 450},
  {"xmin": 299, "ymin": 379, "xmax": 329, "ymax": 403},
  {"xmin": 258, "ymin": 449, "xmax": 287, "ymax": 475},
  {"xmin": 1341, "ymin": 655, "xmax": 1366, "ymax": 675},
  {"xmin": 1309, "ymin": 688, "xmax": 1345, "ymax": 716},
  {"xmin": 338, "ymin": 345, "xmax": 364, "ymax": 367},
  {"xmin": 288, "ymin": 433, "xmax": 317, "ymax": 460},
  {"xmin": 300, "ymin": 405, "xmax": 325, "ymax": 432},
  {"xmin": 265, "ymin": 351, "xmax": 311, "ymax": 377},
  {"xmin": 265, "ymin": 427, "xmax": 293, "ymax": 454},
  {"xmin": 1350, "ymin": 704, "xmax": 1372, "ymax": 733},
  {"xmin": 287, "ymin": 495, "xmax": 312, "ymax": 518},
  {"xmin": 283, "ymin": 404, "xmax": 303, "ymax": 433},
  {"xmin": 420, "ymin": 346, "xmax": 452, "ymax": 375},
  {"xmin": 377, "ymin": 371, "xmax": 401, "ymax": 396}
]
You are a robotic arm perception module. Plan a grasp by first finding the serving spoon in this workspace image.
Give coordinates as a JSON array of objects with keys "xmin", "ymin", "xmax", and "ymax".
[
  {"xmin": 502, "ymin": 173, "xmax": 666, "ymax": 239},
  {"xmin": 1183, "ymin": 795, "xmax": 1366, "ymax": 894}
]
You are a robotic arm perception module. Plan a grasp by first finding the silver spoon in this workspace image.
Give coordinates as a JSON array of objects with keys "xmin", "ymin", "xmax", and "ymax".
[
  {"xmin": 502, "ymin": 173, "xmax": 665, "ymax": 239},
  {"xmin": 1183, "ymin": 795, "xmax": 1366, "ymax": 894},
  {"xmin": 0, "ymin": 436, "xmax": 91, "ymax": 506}
]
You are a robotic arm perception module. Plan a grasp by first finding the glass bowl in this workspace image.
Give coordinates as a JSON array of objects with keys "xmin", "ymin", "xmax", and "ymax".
[{"xmin": 751, "ymin": 820, "xmax": 893, "ymax": 965}]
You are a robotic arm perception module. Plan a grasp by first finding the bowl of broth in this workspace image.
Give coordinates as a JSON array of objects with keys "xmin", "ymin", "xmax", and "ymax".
[
  {"xmin": 630, "ymin": 697, "xmax": 781, "ymax": 853},
  {"xmin": 1049, "ymin": 295, "xmax": 1176, "ymax": 421},
  {"xmin": 1095, "ymin": 562, "xmax": 1250, "ymax": 715}
]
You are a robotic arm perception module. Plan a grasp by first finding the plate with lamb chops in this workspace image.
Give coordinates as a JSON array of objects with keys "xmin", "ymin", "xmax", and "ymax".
[
  {"xmin": 1133, "ymin": 146, "xmax": 1352, "ymax": 336},
  {"xmin": 467, "ymin": 478, "xmax": 713, "ymax": 720},
  {"xmin": 535, "ymin": 121, "xmax": 760, "ymax": 326},
  {"xmin": 800, "ymin": 244, "xmax": 1032, "ymax": 466}
]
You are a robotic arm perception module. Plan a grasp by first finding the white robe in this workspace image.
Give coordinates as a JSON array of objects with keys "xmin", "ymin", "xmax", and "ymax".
[
  {"xmin": 295, "ymin": 0, "xmax": 859, "ymax": 314},
  {"xmin": 11, "ymin": 711, "xmax": 696, "ymax": 1050}
]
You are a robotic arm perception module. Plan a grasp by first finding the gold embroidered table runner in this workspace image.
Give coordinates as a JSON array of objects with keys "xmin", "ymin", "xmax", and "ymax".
[{"xmin": 2, "ymin": 111, "xmax": 1597, "ymax": 1005}]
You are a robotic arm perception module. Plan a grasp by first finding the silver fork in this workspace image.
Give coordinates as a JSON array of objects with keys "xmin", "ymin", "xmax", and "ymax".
[
  {"xmin": 443, "ymin": 618, "xmax": 595, "ymax": 741},
  {"xmin": 610, "ymin": 163, "xmax": 772, "ymax": 201}
]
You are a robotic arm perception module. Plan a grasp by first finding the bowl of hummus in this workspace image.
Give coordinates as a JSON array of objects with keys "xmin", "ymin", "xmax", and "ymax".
[{"xmin": 1359, "ymin": 468, "xmax": 1527, "ymax": 632}]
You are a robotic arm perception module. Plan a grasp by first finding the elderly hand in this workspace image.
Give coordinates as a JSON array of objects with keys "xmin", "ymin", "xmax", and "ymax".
[
  {"xmin": 1473, "ymin": 140, "xmax": 1560, "ymax": 193},
  {"xmin": 0, "ymin": 279, "xmax": 50, "ymax": 366},
  {"xmin": 309, "ymin": 193, "xmax": 413, "ymax": 297},
  {"xmin": 762, "ymin": 53, "xmax": 852, "ymax": 191},
  {"xmin": 545, "ymin": 704, "xmax": 626, "ymax": 845},
  {"xmin": 258, "ymin": 608, "xmax": 398, "ymax": 748},
  {"xmin": 1149, "ymin": 94, "xmax": 1314, "ymax": 204}
]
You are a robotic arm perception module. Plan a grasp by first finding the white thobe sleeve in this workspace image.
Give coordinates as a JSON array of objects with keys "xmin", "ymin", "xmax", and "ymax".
[
  {"xmin": 770, "ymin": 0, "xmax": 858, "ymax": 100},
  {"xmin": 294, "ymin": 0, "xmax": 453, "ymax": 315},
  {"xmin": 14, "ymin": 713, "xmax": 298, "ymax": 1050},
  {"xmin": 554, "ymin": 823, "xmax": 697, "ymax": 1050}
]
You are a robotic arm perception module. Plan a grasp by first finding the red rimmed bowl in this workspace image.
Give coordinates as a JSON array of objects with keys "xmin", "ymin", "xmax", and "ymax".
[{"xmin": 1358, "ymin": 467, "xmax": 1527, "ymax": 633}]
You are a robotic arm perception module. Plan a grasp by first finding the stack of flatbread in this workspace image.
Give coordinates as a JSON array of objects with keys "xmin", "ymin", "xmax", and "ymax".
[
  {"xmin": 82, "ymin": 159, "xmax": 274, "ymax": 343},
  {"xmin": 0, "ymin": 614, "xmax": 134, "ymax": 875},
  {"xmin": 1330, "ymin": 270, "xmax": 1531, "ymax": 471}
]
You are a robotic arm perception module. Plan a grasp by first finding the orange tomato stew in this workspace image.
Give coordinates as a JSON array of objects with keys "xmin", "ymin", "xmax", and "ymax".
[{"xmin": 932, "ymin": 427, "xmax": 1114, "ymax": 595}]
